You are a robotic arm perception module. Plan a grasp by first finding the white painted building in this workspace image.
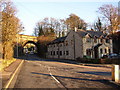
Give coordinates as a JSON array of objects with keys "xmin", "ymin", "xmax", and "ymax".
[{"xmin": 47, "ymin": 29, "xmax": 113, "ymax": 60}]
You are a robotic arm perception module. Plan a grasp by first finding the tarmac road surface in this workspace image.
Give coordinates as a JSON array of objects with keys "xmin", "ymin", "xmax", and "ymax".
[{"xmin": 14, "ymin": 54, "xmax": 120, "ymax": 89}]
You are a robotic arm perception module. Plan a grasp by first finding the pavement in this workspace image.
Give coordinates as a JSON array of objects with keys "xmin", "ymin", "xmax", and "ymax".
[{"xmin": 0, "ymin": 59, "xmax": 23, "ymax": 88}]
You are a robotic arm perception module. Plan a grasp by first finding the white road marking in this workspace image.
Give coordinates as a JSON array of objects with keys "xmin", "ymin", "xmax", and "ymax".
[
  {"xmin": 32, "ymin": 62, "xmax": 63, "ymax": 85},
  {"xmin": 49, "ymin": 72, "xmax": 60, "ymax": 83},
  {"xmin": 31, "ymin": 61, "xmax": 67, "ymax": 89},
  {"xmin": 48, "ymin": 67, "xmax": 68, "ymax": 89},
  {"xmin": 48, "ymin": 67, "xmax": 60, "ymax": 83}
]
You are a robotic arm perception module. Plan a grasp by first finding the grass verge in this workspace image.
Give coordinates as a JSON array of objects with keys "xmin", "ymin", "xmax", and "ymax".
[{"xmin": 0, "ymin": 59, "xmax": 16, "ymax": 71}]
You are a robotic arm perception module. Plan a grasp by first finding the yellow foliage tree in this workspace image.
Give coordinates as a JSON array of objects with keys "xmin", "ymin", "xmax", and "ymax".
[{"xmin": 0, "ymin": 0, "xmax": 22, "ymax": 59}]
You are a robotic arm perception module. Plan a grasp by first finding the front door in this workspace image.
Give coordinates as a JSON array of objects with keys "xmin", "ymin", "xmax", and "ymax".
[{"xmin": 94, "ymin": 47, "xmax": 99, "ymax": 58}]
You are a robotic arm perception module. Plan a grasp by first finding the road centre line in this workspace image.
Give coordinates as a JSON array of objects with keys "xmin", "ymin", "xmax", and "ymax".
[
  {"xmin": 47, "ymin": 66, "xmax": 68, "ymax": 90},
  {"xmin": 49, "ymin": 72, "xmax": 60, "ymax": 83},
  {"xmin": 47, "ymin": 67, "xmax": 60, "ymax": 83},
  {"xmin": 32, "ymin": 62, "xmax": 62, "ymax": 84}
]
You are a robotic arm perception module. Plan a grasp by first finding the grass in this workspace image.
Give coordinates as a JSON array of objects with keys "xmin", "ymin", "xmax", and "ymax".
[{"xmin": 0, "ymin": 58, "xmax": 16, "ymax": 71}]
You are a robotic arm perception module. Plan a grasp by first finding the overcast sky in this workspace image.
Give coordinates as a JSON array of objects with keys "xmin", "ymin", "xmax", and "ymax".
[{"xmin": 13, "ymin": 0, "xmax": 119, "ymax": 35}]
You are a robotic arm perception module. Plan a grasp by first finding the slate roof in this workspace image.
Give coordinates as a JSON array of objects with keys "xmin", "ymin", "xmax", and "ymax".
[
  {"xmin": 48, "ymin": 36, "xmax": 67, "ymax": 45},
  {"xmin": 76, "ymin": 30, "xmax": 87, "ymax": 37},
  {"xmin": 48, "ymin": 30, "xmax": 109, "ymax": 45},
  {"xmin": 76, "ymin": 30, "xmax": 107, "ymax": 38}
]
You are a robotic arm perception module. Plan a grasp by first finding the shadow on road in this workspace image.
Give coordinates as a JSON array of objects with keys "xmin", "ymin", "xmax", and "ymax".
[
  {"xmin": 15, "ymin": 54, "xmax": 79, "ymax": 65},
  {"xmin": 31, "ymin": 72, "xmax": 120, "ymax": 89},
  {"xmin": 15, "ymin": 54, "xmax": 112, "ymax": 69},
  {"xmin": 77, "ymin": 71, "xmax": 111, "ymax": 76}
]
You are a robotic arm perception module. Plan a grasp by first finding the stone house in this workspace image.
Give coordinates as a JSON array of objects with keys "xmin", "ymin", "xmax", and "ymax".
[{"xmin": 47, "ymin": 29, "xmax": 113, "ymax": 60}]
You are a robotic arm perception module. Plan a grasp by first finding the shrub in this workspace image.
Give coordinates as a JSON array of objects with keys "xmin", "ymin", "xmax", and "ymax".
[
  {"xmin": 76, "ymin": 57, "xmax": 92, "ymax": 63},
  {"xmin": 100, "ymin": 58, "xmax": 120, "ymax": 64},
  {"xmin": 91, "ymin": 59, "xmax": 100, "ymax": 64}
]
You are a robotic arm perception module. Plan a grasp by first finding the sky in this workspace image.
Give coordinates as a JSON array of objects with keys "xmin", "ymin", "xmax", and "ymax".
[{"xmin": 12, "ymin": 0, "xmax": 119, "ymax": 35}]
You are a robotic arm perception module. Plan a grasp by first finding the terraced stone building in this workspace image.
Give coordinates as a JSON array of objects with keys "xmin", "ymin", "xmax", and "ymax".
[{"xmin": 47, "ymin": 29, "xmax": 113, "ymax": 60}]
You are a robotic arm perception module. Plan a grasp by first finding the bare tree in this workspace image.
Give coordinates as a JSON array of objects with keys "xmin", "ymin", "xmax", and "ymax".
[
  {"xmin": 33, "ymin": 17, "xmax": 68, "ymax": 37},
  {"xmin": 97, "ymin": 4, "xmax": 119, "ymax": 33},
  {"xmin": 33, "ymin": 17, "xmax": 56, "ymax": 37}
]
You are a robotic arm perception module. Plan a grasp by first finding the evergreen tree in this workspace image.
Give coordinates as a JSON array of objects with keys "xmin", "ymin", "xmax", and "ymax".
[{"xmin": 94, "ymin": 18, "xmax": 102, "ymax": 31}]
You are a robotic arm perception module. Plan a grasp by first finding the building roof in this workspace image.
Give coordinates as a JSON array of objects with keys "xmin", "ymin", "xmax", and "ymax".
[
  {"xmin": 48, "ymin": 30, "xmax": 109, "ymax": 45},
  {"xmin": 76, "ymin": 30, "xmax": 87, "ymax": 37},
  {"xmin": 48, "ymin": 36, "xmax": 67, "ymax": 45},
  {"xmin": 76, "ymin": 30, "xmax": 107, "ymax": 38}
]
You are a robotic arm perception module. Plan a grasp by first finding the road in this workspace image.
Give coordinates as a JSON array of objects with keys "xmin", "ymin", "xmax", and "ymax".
[{"xmin": 14, "ymin": 54, "xmax": 119, "ymax": 89}]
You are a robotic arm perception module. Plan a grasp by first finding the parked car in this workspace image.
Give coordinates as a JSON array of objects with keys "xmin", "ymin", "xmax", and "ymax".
[
  {"xmin": 108, "ymin": 53, "xmax": 120, "ymax": 59},
  {"xmin": 101, "ymin": 55, "xmax": 108, "ymax": 59}
]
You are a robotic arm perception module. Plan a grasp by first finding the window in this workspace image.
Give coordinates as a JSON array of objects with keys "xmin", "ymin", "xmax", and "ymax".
[
  {"xmin": 60, "ymin": 51, "xmax": 62, "ymax": 56},
  {"xmin": 71, "ymin": 40, "xmax": 73, "ymax": 45},
  {"xmin": 109, "ymin": 49, "xmax": 111, "ymax": 54},
  {"xmin": 100, "ymin": 39, "xmax": 104, "ymax": 43},
  {"xmin": 66, "ymin": 51, "xmax": 69, "ymax": 55},
  {"xmin": 56, "ymin": 51, "xmax": 59, "ymax": 55},
  {"xmin": 86, "ymin": 49, "xmax": 91, "ymax": 56},
  {"xmin": 60, "ymin": 43, "xmax": 62, "ymax": 47},
  {"xmin": 66, "ymin": 41, "xmax": 68, "ymax": 46},
  {"xmin": 63, "ymin": 51, "xmax": 65, "ymax": 55},
  {"xmin": 53, "ymin": 51, "xmax": 55, "ymax": 55},
  {"xmin": 51, "ymin": 51, "xmax": 52, "ymax": 55},
  {"xmin": 86, "ymin": 38, "xmax": 91, "ymax": 43},
  {"xmin": 105, "ymin": 49, "xmax": 107, "ymax": 53},
  {"xmin": 106, "ymin": 39, "xmax": 110, "ymax": 43},
  {"xmin": 100, "ymin": 49, "xmax": 103, "ymax": 54},
  {"xmin": 94, "ymin": 39, "xmax": 97, "ymax": 43}
]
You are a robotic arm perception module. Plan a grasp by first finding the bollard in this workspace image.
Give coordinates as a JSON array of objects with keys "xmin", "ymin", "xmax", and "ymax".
[
  {"xmin": 112, "ymin": 65, "xmax": 115, "ymax": 81},
  {"xmin": 115, "ymin": 65, "xmax": 119, "ymax": 83},
  {"xmin": 112, "ymin": 65, "xmax": 119, "ymax": 83}
]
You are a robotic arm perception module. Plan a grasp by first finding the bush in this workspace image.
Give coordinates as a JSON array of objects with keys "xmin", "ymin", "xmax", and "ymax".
[
  {"xmin": 76, "ymin": 57, "xmax": 101, "ymax": 64},
  {"xmin": 83, "ymin": 55, "xmax": 91, "ymax": 59},
  {"xmin": 76, "ymin": 57, "xmax": 120, "ymax": 64},
  {"xmin": 91, "ymin": 59, "xmax": 100, "ymax": 64},
  {"xmin": 76, "ymin": 57, "xmax": 91, "ymax": 63},
  {"xmin": 100, "ymin": 58, "xmax": 120, "ymax": 64}
]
